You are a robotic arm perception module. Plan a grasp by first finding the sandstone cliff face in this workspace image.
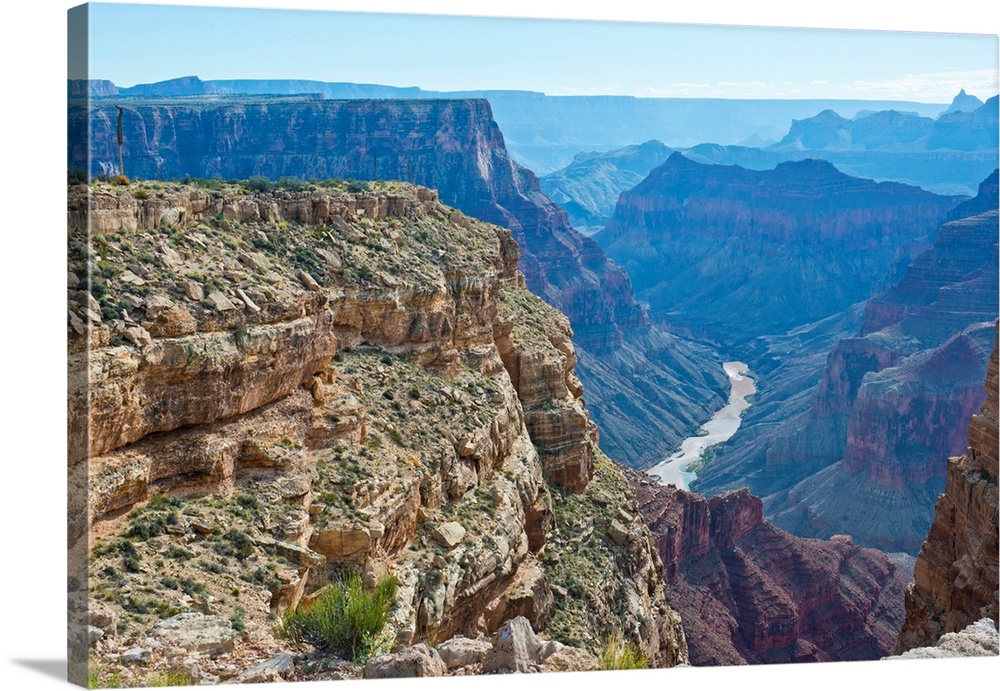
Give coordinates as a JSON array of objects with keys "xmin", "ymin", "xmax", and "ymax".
[
  {"xmin": 70, "ymin": 98, "xmax": 647, "ymax": 356},
  {"xmin": 629, "ymin": 470, "xmax": 912, "ymax": 666},
  {"xmin": 894, "ymin": 331, "xmax": 999, "ymax": 654},
  {"xmin": 69, "ymin": 181, "xmax": 686, "ymax": 683},
  {"xmin": 599, "ymin": 153, "xmax": 960, "ymax": 346},
  {"xmin": 68, "ymin": 97, "xmax": 727, "ymax": 469}
]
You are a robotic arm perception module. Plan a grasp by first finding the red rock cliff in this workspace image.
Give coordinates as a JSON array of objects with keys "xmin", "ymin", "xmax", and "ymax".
[
  {"xmin": 893, "ymin": 329, "xmax": 999, "ymax": 653},
  {"xmin": 630, "ymin": 470, "xmax": 912, "ymax": 665}
]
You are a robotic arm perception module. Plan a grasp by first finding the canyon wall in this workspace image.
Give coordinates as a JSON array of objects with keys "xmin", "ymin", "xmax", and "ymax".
[
  {"xmin": 697, "ymin": 171, "xmax": 998, "ymax": 553},
  {"xmin": 68, "ymin": 97, "xmax": 727, "ymax": 469},
  {"xmin": 599, "ymin": 153, "xmax": 960, "ymax": 346},
  {"xmin": 894, "ymin": 331, "xmax": 998, "ymax": 653},
  {"xmin": 69, "ymin": 182, "xmax": 687, "ymax": 684},
  {"xmin": 627, "ymin": 469, "xmax": 911, "ymax": 665}
]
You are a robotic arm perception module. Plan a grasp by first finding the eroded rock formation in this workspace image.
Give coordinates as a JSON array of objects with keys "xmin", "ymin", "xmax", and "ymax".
[
  {"xmin": 893, "ymin": 330, "xmax": 999, "ymax": 653},
  {"xmin": 69, "ymin": 181, "xmax": 686, "ymax": 684},
  {"xmin": 599, "ymin": 153, "xmax": 961, "ymax": 345},
  {"xmin": 696, "ymin": 169, "xmax": 999, "ymax": 554},
  {"xmin": 628, "ymin": 469, "xmax": 913, "ymax": 666},
  {"xmin": 68, "ymin": 97, "xmax": 727, "ymax": 469}
]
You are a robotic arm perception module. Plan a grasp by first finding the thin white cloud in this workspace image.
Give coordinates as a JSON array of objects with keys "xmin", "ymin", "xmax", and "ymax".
[
  {"xmin": 717, "ymin": 80, "xmax": 770, "ymax": 89},
  {"xmin": 840, "ymin": 69, "xmax": 998, "ymax": 102}
]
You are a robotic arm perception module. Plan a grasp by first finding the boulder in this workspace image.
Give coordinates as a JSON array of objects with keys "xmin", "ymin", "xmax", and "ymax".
[
  {"xmin": 541, "ymin": 645, "xmax": 599, "ymax": 672},
  {"xmin": 152, "ymin": 613, "xmax": 236, "ymax": 656},
  {"xmin": 482, "ymin": 617, "xmax": 557, "ymax": 674},
  {"xmin": 121, "ymin": 648, "xmax": 151, "ymax": 665},
  {"xmin": 274, "ymin": 540, "xmax": 326, "ymax": 569},
  {"xmin": 206, "ymin": 291, "xmax": 238, "ymax": 312},
  {"xmin": 297, "ymin": 269, "xmax": 321, "ymax": 291},
  {"xmin": 182, "ymin": 279, "xmax": 204, "ymax": 301},
  {"xmin": 436, "ymin": 636, "xmax": 492, "ymax": 670},
  {"xmin": 431, "ymin": 522, "xmax": 466, "ymax": 549},
  {"xmin": 225, "ymin": 652, "xmax": 295, "ymax": 684},
  {"xmin": 364, "ymin": 643, "xmax": 446, "ymax": 678}
]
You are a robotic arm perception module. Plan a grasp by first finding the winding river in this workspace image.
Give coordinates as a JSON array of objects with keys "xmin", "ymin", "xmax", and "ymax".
[{"xmin": 646, "ymin": 361, "xmax": 756, "ymax": 490}]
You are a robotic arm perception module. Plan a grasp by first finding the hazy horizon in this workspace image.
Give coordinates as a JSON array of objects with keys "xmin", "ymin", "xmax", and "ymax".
[{"xmin": 80, "ymin": 2, "xmax": 999, "ymax": 103}]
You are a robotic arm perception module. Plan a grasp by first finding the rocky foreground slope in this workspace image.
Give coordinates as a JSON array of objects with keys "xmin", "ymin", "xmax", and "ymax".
[
  {"xmin": 68, "ymin": 96, "xmax": 727, "ymax": 470},
  {"xmin": 67, "ymin": 180, "xmax": 686, "ymax": 685},
  {"xmin": 894, "ymin": 330, "xmax": 998, "ymax": 654},
  {"xmin": 626, "ymin": 469, "xmax": 912, "ymax": 666}
]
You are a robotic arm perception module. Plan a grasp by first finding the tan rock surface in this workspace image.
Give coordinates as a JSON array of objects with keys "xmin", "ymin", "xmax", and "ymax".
[{"xmin": 71, "ymin": 181, "xmax": 687, "ymax": 684}]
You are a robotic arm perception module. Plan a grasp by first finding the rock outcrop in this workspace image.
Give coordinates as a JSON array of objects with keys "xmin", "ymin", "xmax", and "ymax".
[
  {"xmin": 68, "ymin": 95, "xmax": 728, "ymax": 469},
  {"xmin": 629, "ymin": 469, "xmax": 913, "ymax": 666},
  {"xmin": 69, "ymin": 181, "xmax": 686, "ymax": 685},
  {"xmin": 893, "ymin": 331, "xmax": 999, "ymax": 654},
  {"xmin": 891, "ymin": 619, "xmax": 999, "ymax": 659}
]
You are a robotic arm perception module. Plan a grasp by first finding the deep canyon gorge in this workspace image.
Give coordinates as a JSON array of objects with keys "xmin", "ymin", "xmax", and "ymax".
[{"xmin": 68, "ymin": 77, "xmax": 999, "ymax": 686}]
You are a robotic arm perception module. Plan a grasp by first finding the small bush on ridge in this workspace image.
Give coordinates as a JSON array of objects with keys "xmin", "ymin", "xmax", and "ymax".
[
  {"xmin": 598, "ymin": 631, "xmax": 649, "ymax": 670},
  {"xmin": 281, "ymin": 571, "xmax": 397, "ymax": 660}
]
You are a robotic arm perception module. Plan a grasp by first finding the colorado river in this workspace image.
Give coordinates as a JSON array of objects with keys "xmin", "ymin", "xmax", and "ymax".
[{"xmin": 646, "ymin": 361, "xmax": 756, "ymax": 490}]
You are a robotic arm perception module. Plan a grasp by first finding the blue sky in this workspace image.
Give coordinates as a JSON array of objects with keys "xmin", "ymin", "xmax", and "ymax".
[{"xmin": 82, "ymin": 1, "xmax": 999, "ymax": 102}]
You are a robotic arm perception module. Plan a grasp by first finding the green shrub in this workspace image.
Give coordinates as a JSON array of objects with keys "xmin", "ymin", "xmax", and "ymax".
[
  {"xmin": 246, "ymin": 176, "xmax": 274, "ymax": 193},
  {"xmin": 276, "ymin": 175, "xmax": 307, "ymax": 191},
  {"xmin": 282, "ymin": 571, "xmax": 397, "ymax": 660},
  {"xmin": 597, "ymin": 631, "xmax": 648, "ymax": 670},
  {"xmin": 125, "ymin": 513, "xmax": 166, "ymax": 541},
  {"xmin": 231, "ymin": 606, "xmax": 247, "ymax": 633},
  {"xmin": 179, "ymin": 578, "xmax": 207, "ymax": 597},
  {"xmin": 217, "ymin": 529, "xmax": 255, "ymax": 560}
]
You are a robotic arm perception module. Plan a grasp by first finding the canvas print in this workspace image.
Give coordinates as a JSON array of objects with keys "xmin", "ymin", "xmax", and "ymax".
[{"xmin": 67, "ymin": 2, "xmax": 999, "ymax": 687}]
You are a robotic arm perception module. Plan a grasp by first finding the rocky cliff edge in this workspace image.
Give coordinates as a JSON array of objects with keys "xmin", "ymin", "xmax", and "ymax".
[{"xmin": 67, "ymin": 179, "xmax": 687, "ymax": 685}]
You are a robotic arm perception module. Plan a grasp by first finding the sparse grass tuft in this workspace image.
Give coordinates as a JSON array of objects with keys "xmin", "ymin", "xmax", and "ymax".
[
  {"xmin": 281, "ymin": 571, "xmax": 397, "ymax": 660},
  {"xmin": 146, "ymin": 668, "xmax": 195, "ymax": 686},
  {"xmin": 598, "ymin": 631, "xmax": 648, "ymax": 671}
]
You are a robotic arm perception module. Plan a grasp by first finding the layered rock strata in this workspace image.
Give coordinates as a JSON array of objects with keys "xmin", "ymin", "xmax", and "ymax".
[
  {"xmin": 69, "ymin": 181, "xmax": 686, "ymax": 684},
  {"xmin": 68, "ymin": 97, "xmax": 727, "ymax": 469},
  {"xmin": 599, "ymin": 153, "xmax": 960, "ymax": 345},
  {"xmin": 696, "ymin": 169, "xmax": 999, "ymax": 554},
  {"xmin": 893, "ymin": 332, "xmax": 999, "ymax": 654},
  {"xmin": 629, "ymin": 469, "xmax": 912, "ymax": 666}
]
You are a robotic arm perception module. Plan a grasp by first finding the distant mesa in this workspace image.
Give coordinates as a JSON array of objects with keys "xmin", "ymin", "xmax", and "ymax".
[
  {"xmin": 680, "ymin": 95, "xmax": 998, "ymax": 196},
  {"xmin": 598, "ymin": 152, "xmax": 961, "ymax": 345}
]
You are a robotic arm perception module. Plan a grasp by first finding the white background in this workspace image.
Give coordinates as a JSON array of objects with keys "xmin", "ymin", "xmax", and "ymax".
[{"xmin": 2, "ymin": 1, "xmax": 998, "ymax": 689}]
